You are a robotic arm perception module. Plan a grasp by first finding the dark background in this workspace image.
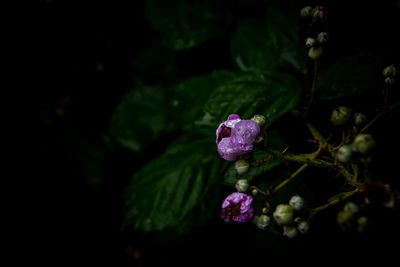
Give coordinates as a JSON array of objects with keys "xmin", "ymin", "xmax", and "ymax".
[{"xmin": 32, "ymin": 0, "xmax": 400, "ymax": 265}]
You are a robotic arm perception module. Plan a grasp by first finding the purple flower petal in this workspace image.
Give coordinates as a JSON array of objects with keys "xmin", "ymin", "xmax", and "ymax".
[
  {"xmin": 227, "ymin": 114, "xmax": 240, "ymax": 120},
  {"xmin": 231, "ymin": 120, "xmax": 260, "ymax": 153},
  {"xmin": 217, "ymin": 138, "xmax": 239, "ymax": 161}
]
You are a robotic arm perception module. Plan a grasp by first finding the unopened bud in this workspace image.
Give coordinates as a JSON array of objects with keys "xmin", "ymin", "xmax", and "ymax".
[
  {"xmin": 337, "ymin": 210, "xmax": 355, "ymax": 230},
  {"xmin": 331, "ymin": 106, "xmax": 353, "ymax": 126},
  {"xmin": 254, "ymin": 135, "xmax": 264, "ymax": 143},
  {"xmin": 354, "ymin": 113, "xmax": 367, "ymax": 127},
  {"xmin": 305, "ymin": 37, "xmax": 316, "ymax": 48},
  {"xmin": 337, "ymin": 145, "xmax": 352, "ymax": 163},
  {"xmin": 300, "ymin": 6, "xmax": 313, "ymax": 18},
  {"xmin": 298, "ymin": 220, "xmax": 310, "ymax": 234},
  {"xmin": 235, "ymin": 179, "xmax": 249, "ymax": 192},
  {"xmin": 283, "ymin": 225, "xmax": 298, "ymax": 238},
  {"xmin": 235, "ymin": 160, "xmax": 250, "ymax": 175},
  {"xmin": 254, "ymin": 214, "xmax": 271, "ymax": 230},
  {"xmin": 317, "ymin": 32, "xmax": 328, "ymax": 44},
  {"xmin": 273, "ymin": 204, "xmax": 294, "ymax": 225},
  {"xmin": 357, "ymin": 216, "xmax": 368, "ymax": 232},
  {"xmin": 251, "ymin": 115, "xmax": 266, "ymax": 127},
  {"xmin": 383, "ymin": 65, "xmax": 398, "ymax": 77},
  {"xmin": 312, "ymin": 6, "xmax": 325, "ymax": 23},
  {"xmin": 353, "ymin": 134, "xmax": 376, "ymax": 154},
  {"xmin": 289, "ymin": 195, "xmax": 305, "ymax": 211},
  {"xmin": 252, "ymin": 188, "xmax": 258, "ymax": 196},
  {"xmin": 343, "ymin": 201, "xmax": 359, "ymax": 213},
  {"xmin": 385, "ymin": 76, "xmax": 396, "ymax": 85},
  {"xmin": 308, "ymin": 46, "xmax": 323, "ymax": 60}
]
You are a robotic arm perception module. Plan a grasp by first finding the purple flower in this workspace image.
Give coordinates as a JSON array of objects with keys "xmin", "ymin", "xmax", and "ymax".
[
  {"xmin": 216, "ymin": 114, "xmax": 260, "ymax": 161},
  {"xmin": 221, "ymin": 192, "xmax": 254, "ymax": 223}
]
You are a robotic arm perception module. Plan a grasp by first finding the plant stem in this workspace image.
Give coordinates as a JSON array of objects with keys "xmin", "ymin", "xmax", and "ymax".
[
  {"xmin": 360, "ymin": 102, "xmax": 400, "ymax": 134},
  {"xmin": 304, "ymin": 61, "xmax": 318, "ymax": 117},
  {"xmin": 311, "ymin": 190, "xmax": 358, "ymax": 215},
  {"xmin": 268, "ymin": 164, "xmax": 308, "ymax": 196}
]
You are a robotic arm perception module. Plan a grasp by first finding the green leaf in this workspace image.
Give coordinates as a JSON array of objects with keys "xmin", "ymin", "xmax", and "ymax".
[
  {"xmin": 108, "ymin": 86, "xmax": 175, "ymax": 153},
  {"xmin": 204, "ymin": 72, "xmax": 302, "ymax": 124},
  {"xmin": 266, "ymin": 1, "xmax": 307, "ymax": 73},
  {"xmin": 316, "ymin": 53, "xmax": 381, "ymax": 100},
  {"xmin": 223, "ymin": 150, "xmax": 284, "ymax": 186},
  {"xmin": 230, "ymin": 19, "xmax": 280, "ymax": 72},
  {"xmin": 123, "ymin": 136, "xmax": 224, "ymax": 232},
  {"xmin": 171, "ymin": 70, "xmax": 239, "ymax": 128},
  {"xmin": 223, "ymin": 130, "xmax": 288, "ymax": 186},
  {"xmin": 145, "ymin": 0, "xmax": 222, "ymax": 50}
]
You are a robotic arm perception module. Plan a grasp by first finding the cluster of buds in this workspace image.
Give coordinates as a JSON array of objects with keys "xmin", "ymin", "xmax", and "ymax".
[
  {"xmin": 272, "ymin": 195, "xmax": 310, "ymax": 238},
  {"xmin": 337, "ymin": 201, "xmax": 368, "ymax": 232},
  {"xmin": 300, "ymin": 6, "xmax": 328, "ymax": 60},
  {"xmin": 329, "ymin": 106, "xmax": 375, "ymax": 161},
  {"xmin": 383, "ymin": 65, "xmax": 398, "ymax": 85},
  {"xmin": 305, "ymin": 32, "xmax": 328, "ymax": 60},
  {"xmin": 300, "ymin": 6, "xmax": 325, "ymax": 24}
]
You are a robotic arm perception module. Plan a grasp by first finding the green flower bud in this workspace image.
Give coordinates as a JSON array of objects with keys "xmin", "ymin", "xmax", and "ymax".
[
  {"xmin": 337, "ymin": 210, "xmax": 355, "ymax": 230},
  {"xmin": 305, "ymin": 37, "xmax": 317, "ymax": 48},
  {"xmin": 312, "ymin": 6, "xmax": 325, "ymax": 23},
  {"xmin": 283, "ymin": 225, "xmax": 298, "ymax": 238},
  {"xmin": 354, "ymin": 113, "xmax": 367, "ymax": 127},
  {"xmin": 317, "ymin": 32, "xmax": 328, "ymax": 44},
  {"xmin": 331, "ymin": 106, "xmax": 353, "ymax": 126},
  {"xmin": 273, "ymin": 204, "xmax": 294, "ymax": 225},
  {"xmin": 385, "ymin": 76, "xmax": 396, "ymax": 85},
  {"xmin": 254, "ymin": 214, "xmax": 271, "ymax": 230},
  {"xmin": 298, "ymin": 220, "xmax": 310, "ymax": 234},
  {"xmin": 252, "ymin": 188, "xmax": 258, "ymax": 196},
  {"xmin": 337, "ymin": 145, "xmax": 352, "ymax": 163},
  {"xmin": 357, "ymin": 216, "xmax": 369, "ymax": 232},
  {"xmin": 308, "ymin": 46, "xmax": 323, "ymax": 60},
  {"xmin": 300, "ymin": 6, "xmax": 313, "ymax": 18},
  {"xmin": 235, "ymin": 179, "xmax": 249, "ymax": 193},
  {"xmin": 251, "ymin": 114, "xmax": 266, "ymax": 127},
  {"xmin": 383, "ymin": 65, "xmax": 398, "ymax": 77},
  {"xmin": 353, "ymin": 134, "xmax": 376, "ymax": 154},
  {"xmin": 235, "ymin": 160, "xmax": 250, "ymax": 175},
  {"xmin": 289, "ymin": 195, "xmax": 305, "ymax": 211},
  {"xmin": 343, "ymin": 201, "xmax": 359, "ymax": 213}
]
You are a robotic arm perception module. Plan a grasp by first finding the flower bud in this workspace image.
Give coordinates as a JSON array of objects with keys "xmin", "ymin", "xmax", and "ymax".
[
  {"xmin": 331, "ymin": 106, "xmax": 353, "ymax": 126},
  {"xmin": 251, "ymin": 115, "xmax": 266, "ymax": 127},
  {"xmin": 357, "ymin": 216, "xmax": 368, "ymax": 232},
  {"xmin": 235, "ymin": 179, "xmax": 249, "ymax": 193},
  {"xmin": 289, "ymin": 195, "xmax": 305, "ymax": 211},
  {"xmin": 317, "ymin": 32, "xmax": 328, "ymax": 44},
  {"xmin": 283, "ymin": 225, "xmax": 298, "ymax": 238},
  {"xmin": 308, "ymin": 46, "xmax": 323, "ymax": 60},
  {"xmin": 383, "ymin": 65, "xmax": 398, "ymax": 77},
  {"xmin": 300, "ymin": 6, "xmax": 313, "ymax": 18},
  {"xmin": 343, "ymin": 201, "xmax": 359, "ymax": 213},
  {"xmin": 235, "ymin": 160, "xmax": 250, "ymax": 175},
  {"xmin": 273, "ymin": 204, "xmax": 294, "ymax": 225},
  {"xmin": 337, "ymin": 145, "xmax": 352, "ymax": 163},
  {"xmin": 252, "ymin": 188, "xmax": 258, "ymax": 196},
  {"xmin": 337, "ymin": 210, "xmax": 355, "ymax": 230},
  {"xmin": 385, "ymin": 76, "xmax": 396, "ymax": 85},
  {"xmin": 305, "ymin": 37, "xmax": 316, "ymax": 48},
  {"xmin": 254, "ymin": 214, "xmax": 271, "ymax": 230},
  {"xmin": 312, "ymin": 6, "xmax": 325, "ymax": 23},
  {"xmin": 353, "ymin": 134, "xmax": 376, "ymax": 154},
  {"xmin": 354, "ymin": 113, "xmax": 367, "ymax": 127},
  {"xmin": 298, "ymin": 220, "xmax": 310, "ymax": 234}
]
